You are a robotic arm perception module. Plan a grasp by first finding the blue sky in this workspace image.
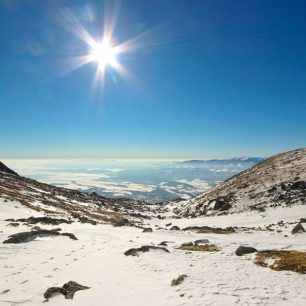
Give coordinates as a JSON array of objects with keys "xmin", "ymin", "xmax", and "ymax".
[{"xmin": 0, "ymin": 0, "xmax": 305, "ymax": 159}]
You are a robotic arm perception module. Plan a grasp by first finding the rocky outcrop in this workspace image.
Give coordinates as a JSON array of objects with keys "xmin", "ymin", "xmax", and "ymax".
[
  {"xmin": 124, "ymin": 245, "xmax": 170, "ymax": 256},
  {"xmin": 44, "ymin": 281, "xmax": 90, "ymax": 300},
  {"xmin": 3, "ymin": 229, "xmax": 77, "ymax": 243}
]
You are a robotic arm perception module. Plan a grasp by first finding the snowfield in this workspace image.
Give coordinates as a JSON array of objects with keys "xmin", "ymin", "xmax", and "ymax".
[{"xmin": 1, "ymin": 198, "xmax": 306, "ymax": 306}]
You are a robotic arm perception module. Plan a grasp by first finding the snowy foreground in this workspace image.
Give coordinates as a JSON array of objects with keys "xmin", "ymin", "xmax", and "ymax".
[{"xmin": 1, "ymin": 198, "xmax": 306, "ymax": 306}]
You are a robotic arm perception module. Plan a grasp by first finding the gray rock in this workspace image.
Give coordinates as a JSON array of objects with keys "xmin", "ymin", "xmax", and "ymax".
[
  {"xmin": 235, "ymin": 246, "xmax": 257, "ymax": 256},
  {"xmin": 171, "ymin": 275, "xmax": 187, "ymax": 286},
  {"xmin": 169, "ymin": 226, "xmax": 180, "ymax": 231},
  {"xmin": 3, "ymin": 229, "xmax": 77, "ymax": 244},
  {"xmin": 194, "ymin": 239, "xmax": 210, "ymax": 245},
  {"xmin": 44, "ymin": 281, "xmax": 90, "ymax": 300},
  {"xmin": 291, "ymin": 222, "xmax": 305, "ymax": 234},
  {"xmin": 124, "ymin": 245, "xmax": 169, "ymax": 256},
  {"xmin": 142, "ymin": 228, "xmax": 153, "ymax": 233}
]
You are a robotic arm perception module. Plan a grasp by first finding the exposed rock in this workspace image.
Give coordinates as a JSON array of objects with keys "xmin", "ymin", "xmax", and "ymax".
[
  {"xmin": 194, "ymin": 239, "xmax": 210, "ymax": 245},
  {"xmin": 3, "ymin": 229, "xmax": 77, "ymax": 244},
  {"xmin": 44, "ymin": 281, "xmax": 90, "ymax": 300},
  {"xmin": 235, "ymin": 246, "xmax": 257, "ymax": 256},
  {"xmin": 181, "ymin": 242, "xmax": 194, "ymax": 247},
  {"xmin": 165, "ymin": 223, "xmax": 172, "ymax": 227},
  {"xmin": 158, "ymin": 241, "xmax": 168, "ymax": 246},
  {"xmin": 16, "ymin": 216, "xmax": 72, "ymax": 226},
  {"xmin": 291, "ymin": 222, "xmax": 305, "ymax": 234},
  {"xmin": 183, "ymin": 225, "xmax": 235, "ymax": 234},
  {"xmin": 169, "ymin": 148, "xmax": 306, "ymax": 217},
  {"xmin": 32, "ymin": 226, "xmax": 42, "ymax": 231},
  {"xmin": 124, "ymin": 245, "xmax": 170, "ymax": 256},
  {"xmin": 171, "ymin": 275, "xmax": 187, "ymax": 286},
  {"xmin": 0, "ymin": 161, "xmax": 19, "ymax": 176},
  {"xmin": 6, "ymin": 222, "xmax": 19, "ymax": 227},
  {"xmin": 169, "ymin": 225, "xmax": 180, "ymax": 231},
  {"xmin": 142, "ymin": 228, "xmax": 153, "ymax": 233}
]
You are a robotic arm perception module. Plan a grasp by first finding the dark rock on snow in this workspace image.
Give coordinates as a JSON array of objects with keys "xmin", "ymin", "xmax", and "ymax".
[
  {"xmin": 142, "ymin": 228, "xmax": 153, "ymax": 233},
  {"xmin": 235, "ymin": 246, "xmax": 257, "ymax": 256},
  {"xmin": 44, "ymin": 281, "xmax": 90, "ymax": 300},
  {"xmin": 291, "ymin": 222, "xmax": 305, "ymax": 234},
  {"xmin": 171, "ymin": 275, "xmax": 187, "ymax": 286},
  {"xmin": 124, "ymin": 245, "xmax": 170, "ymax": 256},
  {"xmin": 3, "ymin": 229, "xmax": 77, "ymax": 244}
]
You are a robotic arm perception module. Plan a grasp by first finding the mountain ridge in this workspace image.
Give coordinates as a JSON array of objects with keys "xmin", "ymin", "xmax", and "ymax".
[{"xmin": 170, "ymin": 148, "xmax": 306, "ymax": 217}]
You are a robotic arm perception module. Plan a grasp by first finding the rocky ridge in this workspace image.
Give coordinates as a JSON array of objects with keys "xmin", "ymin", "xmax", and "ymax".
[{"xmin": 169, "ymin": 148, "xmax": 306, "ymax": 217}]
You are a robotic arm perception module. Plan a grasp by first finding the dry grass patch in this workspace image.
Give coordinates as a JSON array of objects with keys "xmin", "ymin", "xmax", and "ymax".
[
  {"xmin": 182, "ymin": 225, "xmax": 235, "ymax": 234},
  {"xmin": 255, "ymin": 250, "xmax": 306, "ymax": 274},
  {"xmin": 178, "ymin": 244, "xmax": 221, "ymax": 252}
]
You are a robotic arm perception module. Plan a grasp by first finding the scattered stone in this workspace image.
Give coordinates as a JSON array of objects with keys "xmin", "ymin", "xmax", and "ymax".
[
  {"xmin": 235, "ymin": 246, "xmax": 257, "ymax": 256},
  {"xmin": 124, "ymin": 245, "xmax": 170, "ymax": 256},
  {"xmin": 165, "ymin": 223, "xmax": 172, "ymax": 227},
  {"xmin": 16, "ymin": 216, "xmax": 72, "ymax": 226},
  {"xmin": 194, "ymin": 239, "xmax": 210, "ymax": 245},
  {"xmin": 3, "ymin": 229, "xmax": 77, "ymax": 244},
  {"xmin": 171, "ymin": 274, "xmax": 187, "ymax": 286},
  {"xmin": 142, "ymin": 228, "xmax": 153, "ymax": 233},
  {"xmin": 158, "ymin": 241, "xmax": 168, "ymax": 246},
  {"xmin": 291, "ymin": 222, "xmax": 305, "ymax": 234},
  {"xmin": 1, "ymin": 289, "xmax": 10, "ymax": 294},
  {"xmin": 44, "ymin": 281, "xmax": 90, "ymax": 300},
  {"xmin": 6, "ymin": 222, "xmax": 19, "ymax": 227},
  {"xmin": 169, "ymin": 226, "xmax": 180, "ymax": 231}
]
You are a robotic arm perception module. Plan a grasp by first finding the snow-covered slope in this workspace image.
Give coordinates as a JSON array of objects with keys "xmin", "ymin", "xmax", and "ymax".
[
  {"xmin": 1, "ymin": 151, "xmax": 306, "ymax": 305},
  {"xmin": 169, "ymin": 148, "xmax": 306, "ymax": 217},
  {"xmin": 0, "ymin": 165, "xmax": 154, "ymax": 226}
]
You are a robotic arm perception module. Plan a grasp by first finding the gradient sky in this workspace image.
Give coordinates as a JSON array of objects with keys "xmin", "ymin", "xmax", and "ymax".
[{"xmin": 0, "ymin": 0, "xmax": 305, "ymax": 159}]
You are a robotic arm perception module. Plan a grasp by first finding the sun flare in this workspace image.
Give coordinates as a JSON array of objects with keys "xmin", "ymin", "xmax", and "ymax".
[{"xmin": 89, "ymin": 41, "xmax": 117, "ymax": 68}]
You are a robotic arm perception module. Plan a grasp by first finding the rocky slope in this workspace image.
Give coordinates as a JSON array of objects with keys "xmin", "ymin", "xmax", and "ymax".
[
  {"xmin": 0, "ymin": 164, "xmax": 157, "ymax": 226},
  {"xmin": 169, "ymin": 148, "xmax": 306, "ymax": 217}
]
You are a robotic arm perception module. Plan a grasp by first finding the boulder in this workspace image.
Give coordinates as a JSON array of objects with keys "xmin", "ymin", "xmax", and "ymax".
[
  {"xmin": 194, "ymin": 239, "xmax": 210, "ymax": 245},
  {"xmin": 169, "ymin": 226, "xmax": 180, "ymax": 231},
  {"xmin": 235, "ymin": 246, "xmax": 257, "ymax": 256},
  {"xmin": 44, "ymin": 281, "xmax": 90, "ymax": 300},
  {"xmin": 171, "ymin": 275, "xmax": 187, "ymax": 286},
  {"xmin": 124, "ymin": 245, "xmax": 169, "ymax": 256},
  {"xmin": 142, "ymin": 228, "xmax": 153, "ymax": 233},
  {"xmin": 291, "ymin": 222, "xmax": 305, "ymax": 234}
]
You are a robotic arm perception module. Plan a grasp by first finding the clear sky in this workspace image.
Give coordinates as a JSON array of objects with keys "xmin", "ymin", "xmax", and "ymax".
[{"xmin": 0, "ymin": 0, "xmax": 305, "ymax": 159}]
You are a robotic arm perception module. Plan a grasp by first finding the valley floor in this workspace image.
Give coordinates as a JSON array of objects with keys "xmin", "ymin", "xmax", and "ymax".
[{"xmin": 1, "ymin": 199, "xmax": 306, "ymax": 306}]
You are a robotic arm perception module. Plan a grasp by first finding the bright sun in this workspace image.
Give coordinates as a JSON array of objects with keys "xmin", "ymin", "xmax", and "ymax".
[{"xmin": 90, "ymin": 42, "xmax": 117, "ymax": 68}]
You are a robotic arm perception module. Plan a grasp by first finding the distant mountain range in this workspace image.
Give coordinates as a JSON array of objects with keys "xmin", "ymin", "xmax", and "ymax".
[{"xmin": 181, "ymin": 157, "xmax": 264, "ymax": 165}]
